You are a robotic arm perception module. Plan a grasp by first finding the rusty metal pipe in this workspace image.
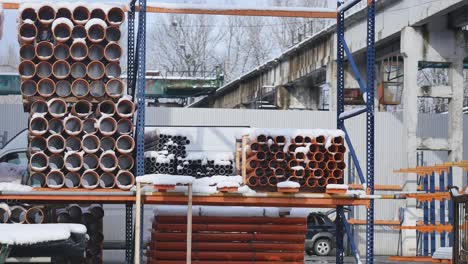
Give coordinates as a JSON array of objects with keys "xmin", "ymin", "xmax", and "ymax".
[
  {"xmin": 118, "ymin": 154, "xmax": 134, "ymax": 170},
  {"xmin": 86, "ymin": 19, "xmax": 106, "ymax": 43},
  {"xmin": 29, "ymin": 116, "xmax": 48, "ymax": 136},
  {"xmin": 116, "ymin": 135, "xmax": 135, "ymax": 154},
  {"xmin": 326, "ymin": 161, "xmax": 338, "ymax": 170},
  {"xmin": 87, "ymin": 61, "xmax": 105, "ymax": 80},
  {"xmin": 333, "ymin": 152, "xmax": 344, "ymax": 162},
  {"xmin": 83, "ymin": 153, "xmax": 99, "ymax": 170},
  {"xmin": 56, "ymin": 7, "xmax": 72, "ymax": 19},
  {"xmin": 36, "ymin": 61, "xmax": 52, "ymax": 78},
  {"xmin": 71, "ymin": 100, "xmax": 92, "ymax": 118},
  {"xmin": 83, "ymin": 118, "xmax": 98, "ymax": 134},
  {"xmin": 72, "ymin": 6, "xmax": 90, "ymax": 25},
  {"xmin": 100, "ymin": 152, "xmax": 118, "ymax": 172},
  {"xmin": 309, "ymin": 143, "xmax": 319, "ymax": 153},
  {"xmin": 52, "ymin": 60, "xmax": 71, "ymax": 79},
  {"xmin": 293, "ymin": 168, "xmax": 305, "ymax": 177},
  {"xmin": 332, "ymin": 136, "xmax": 344, "ymax": 145},
  {"xmin": 98, "ymin": 116, "xmax": 117, "ymax": 136},
  {"xmin": 90, "ymin": 80, "xmax": 106, "ymax": 97},
  {"xmin": 294, "ymin": 152, "xmax": 305, "ymax": 161},
  {"xmin": 306, "ymin": 177, "xmax": 317, "ymax": 188},
  {"xmin": 327, "ymin": 178, "xmax": 337, "ymax": 185},
  {"xmin": 117, "ymin": 119, "xmax": 133, "ymax": 135},
  {"xmin": 71, "ymin": 79, "xmax": 90, "ymax": 98},
  {"xmin": 104, "ymin": 43, "xmax": 122, "ymax": 62},
  {"xmin": 46, "ymin": 171, "xmax": 65, "ymax": 189},
  {"xmin": 116, "ymin": 98, "xmax": 135, "ymax": 118},
  {"xmin": 48, "ymin": 154, "xmax": 64, "ymax": 171},
  {"xmin": 317, "ymin": 178, "xmax": 326, "ymax": 187},
  {"xmin": 87, "ymin": 205, "xmax": 104, "ymax": 219},
  {"xmin": 107, "ymin": 7, "xmax": 125, "ymax": 26},
  {"xmin": 71, "ymin": 62, "xmax": 86, "ymax": 79},
  {"xmin": 30, "ymin": 172, "xmax": 46, "ymax": 187},
  {"xmin": 307, "ymin": 161, "xmax": 317, "ymax": 170},
  {"xmin": 91, "ymin": 8, "xmax": 106, "ymax": 20},
  {"xmin": 30, "ymin": 100, "xmax": 48, "ymax": 115},
  {"xmin": 248, "ymin": 168, "xmax": 264, "ymax": 177},
  {"xmin": 19, "ymin": 23, "xmax": 37, "ymax": 43},
  {"xmin": 18, "ymin": 60, "xmax": 35, "ymax": 79},
  {"xmin": 311, "ymin": 168, "xmax": 324, "ymax": 178},
  {"xmin": 312, "ymin": 152, "xmax": 324, "ymax": 162},
  {"xmin": 54, "ymin": 43, "xmax": 70, "ymax": 60},
  {"xmin": 327, "ymin": 144, "xmax": 339, "ymax": 153},
  {"xmin": 83, "ymin": 134, "xmax": 100, "ymax": 154},
  {"xmin": 275, "ymin": 136, "xmax": 286, "ymax": 145},
  {"xmin": 105, "ymin": 62, "xmax": 122, "ymax": 79},
  {"xmin": 64, "ymin": 172, "xmax": 81, "ymax": 188},
  {"xmin": 20, "ymin": 80, "xmax": 37, "ymax": 97},
  {"xmin": 52, "ymin": 18, "xmax": 73, "ymax": 42},
  {"xmin": 26, "ymin": 207, "xmax": 44, "ymax": 224},
  {"xmin": 66, "ymin": 136, "xmax": 82, "ymax": 151},
  {"xmin": 21, "ymin": 7, "xmax": 37, "ymax": 22},
  {"xmin": 70, "ymin": 41, "xmax": 88, "ymax": 61},
  {"xmin": 315, "ymin": 135, "xmax": 326, "ymax": 145},
  {"xmin": 337, "ymin": 145, "xmax": 347, "ymax": 153},
  {"xmin": 88, "ymin": 44, "xmax": 104, "ymax": 61},
  {"xmin": 47, "ymin": 134, "xmax": 66, "ymax": 154},
  {"xmin": 72, "ymin": 25, "xmax": 87, "ymax": 39},
  {"xmin": 48, "ymin": 118, "xmax": 64, "ymax": 135},
  {"xmin": 106, "ymin": 79, "xmax": 124, "ymax": 98},
  {"xmin": 30, "ymin": 136, "xmax": 47, "ymax": 153},
  {"xmin": 10, "ymin": 206, "xmax": 27, "ymax": 224},
  {"xmin": 55, "ymin": 80, "xmax": 71, "ymax": 98},
  {"xmin": 116, "ymin": 171, "xmax": 135, "ymax": 190},
  {"xmin": 48, "ymin": 98, "xmax": 67, "ymax": 118},
  {"xmin": 337, "ymin": 161, "xmax": 346, "ymax": 170},
  {"xmin": 106, "ymin": 26, "xmax": 121, "ymax": 42},
  {"xmin": 292, "ymin": 135, "xmax": 304, "ymax": 144},
  {"xmin": 100, "ymin": 137, "xmax": 116, "ymax": 152},
  {"xmin": 258, "ymin": 176, "xmax": 268, "ymax": 186},
  {"xmin": 331, "ymin": 169, "xmax": 343, "ymax": 179},
  {"xmin": 81, "ymin": 170, "xmax": 99, "ymax": 189},
  {"xmin": 0, "ymin": 204, "xmax": 10, "ymax": 223},
  {"xmin": 267, "ymin": 176, "xmax": 278, "ymax": 186},
  {"xmin": 67, "ymin": 204, "xmax": 82, "ymax": 219},
  {"xmin": 99, "ymin": 172, "xmax": 116, "ymax": 189},
  {"xmin": 38, "ymin": 5, "xmax": 56, "ymax": 25},
  {"xmin": 20, "ymin": 44, "xmax": 35, "ymax": 60},
  {"xmin": 65, "ymin": 152, "xmax": 83, "ymax": 172},
  {"xmin": 64, "ymin": 116, "xmax": 83, "ymax": 136},
  {"xmin": 247, "ymin": 175, "xmax": 259, "ymax": 187}
]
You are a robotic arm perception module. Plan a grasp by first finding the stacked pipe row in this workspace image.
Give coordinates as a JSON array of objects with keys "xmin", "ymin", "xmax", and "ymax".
[
  {"xmin": 18, "ymin": 4, "xmax": 135, "ymax": 190},
  {"xmin": 245, "ymin": 133, "xmax": 346, "ymax": 192},
  {"xmin": 147, "ymin": 215, "xmax": 306, "ymax": 263},
  {"xmin": 18, "ymin": 4, "xmax": 125, "ymax": 99},
  {"xmin": 55, "ymin": 204, "xmax": 104, "ymax": 264},
  {"xmin": 0, "ymin": 203, "xmax": 46, "ymax": 224}
]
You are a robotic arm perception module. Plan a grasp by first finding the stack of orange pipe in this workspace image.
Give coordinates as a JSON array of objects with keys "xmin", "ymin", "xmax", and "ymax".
[
  {"xmin": 147, "ymin": 215, "xmax": 306, "ymax": 264},
  {"xmin": 245, "ymin": 134, "xmax": 346, "ymax": 192}
]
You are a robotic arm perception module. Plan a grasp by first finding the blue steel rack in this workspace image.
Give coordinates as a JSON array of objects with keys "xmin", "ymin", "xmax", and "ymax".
[{"xmin": 336, "ymin": 0, "xmax": 376, "ymax": 263}]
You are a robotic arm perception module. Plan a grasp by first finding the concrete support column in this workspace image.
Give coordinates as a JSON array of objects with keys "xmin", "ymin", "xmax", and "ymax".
[
  {"xmin": 326, "ymin": 61, "xmax": 337, "ymax": 111},
  {"xmin": 275, "ymin": 86, "xmax": 290, "ymax": 110}
]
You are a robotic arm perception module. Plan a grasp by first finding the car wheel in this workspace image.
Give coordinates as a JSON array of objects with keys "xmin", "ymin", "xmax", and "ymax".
[{"xmin": 314, "ymin": 238, "xmax": 331, "ymax": 256}]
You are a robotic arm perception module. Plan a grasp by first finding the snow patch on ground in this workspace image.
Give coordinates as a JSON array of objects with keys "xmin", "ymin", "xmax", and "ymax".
[
  {"xmin": 137, "ymin": 174, "xmax": 194, "ymax": 185},
  {"xmin": 0, "ymin": 224, "xmax": 86, "ymax": 245}
]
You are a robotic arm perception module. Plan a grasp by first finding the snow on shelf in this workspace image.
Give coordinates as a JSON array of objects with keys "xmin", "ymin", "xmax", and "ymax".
[
  {"xmin": 432, "ymin": 247, "xmax": 452, "ymax": 260},
  {"xmin": 154, "ymin": 205, "xmax": 281, "ymax": 218},
  {"xmin": 346, "ymin": 190, "xmax": 366, "ymax": 196},
  {"xmin": 0, "ymin": 182, "xmax": 33, "ymax": 192},
  {"xmin": 0, "ymin": 224, "xmax": 86, "ymax": 245},
  {"xmin": 277, "ymin": 181, "xmax": 300, "ymax": 188},
  {"xmin": 217, "ymin": 181, "xmax": 240, "ymax": 188},
  {"xmin": 326, "ymin": 184, "xmax": 349, "ymax": 190},
  {"xmin": 338, "ymin": 106, "xmax": 366, "ymax": 119},
  {"xmin": 137, "ymin": 174, "xmax": 194, "ymax": 185}
]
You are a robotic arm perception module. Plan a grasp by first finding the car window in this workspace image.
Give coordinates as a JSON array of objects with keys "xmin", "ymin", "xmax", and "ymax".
[
  {"xmin": 307, "ymin": 215, "xmax": 317, "ymax": 226},
  {"xmin": 316, "ymin": 216, "xmax": 326, "ymax": 225},
  {"xmin": 0, "ymin": 152, "xmax": 28, "ymax": 166}
]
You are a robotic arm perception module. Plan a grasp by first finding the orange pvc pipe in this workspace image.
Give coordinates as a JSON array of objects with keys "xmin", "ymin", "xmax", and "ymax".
[
  {"xmin": 153, "ymin": 223, "xmax": 305, "ymax": 234},
  {"xmin": 149, "ymin": 242, "xmax": 304, "ymax": 252},
  {"xmin": 331, "ymin": 169, "xmax": 343, "ymax": 179},
  {"xmin": 326, "ymin": 160, "xmax": 338, "ymax": 170},
  {"xmin": 246, "ymin": 175, "xmax": 259, "ymax": 186},
  {"xmin": 149, "ymin": 251, "xmax": 304, "ymax": 261},
  {"xmin": 154, "ymin": 216, "xmax": 305, "ymax": 225},
  {"xmin": 306, "ymin": 177, "xmax": 317, "ymax": 188},
  {"xmin": 151, "ymin": 231, "xmax": 305, "ymax": 243}
]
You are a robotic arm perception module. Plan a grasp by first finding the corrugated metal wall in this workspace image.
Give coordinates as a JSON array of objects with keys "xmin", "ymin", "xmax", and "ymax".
[{"xmin": 0, "ymin": 104, "xmax": 466, "ymax": 255}]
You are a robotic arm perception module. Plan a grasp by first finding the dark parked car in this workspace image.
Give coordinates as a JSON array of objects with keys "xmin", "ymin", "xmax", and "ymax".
[{"xmin": 305, "ymin": 212, "xmax": 336, "ymax": 256}]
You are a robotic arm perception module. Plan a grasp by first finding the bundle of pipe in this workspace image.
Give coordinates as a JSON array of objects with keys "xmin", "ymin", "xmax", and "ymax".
[
  {"xmin": 55, "ymin": 204, "xmax": 104, "ymax": 262},
  {"xmin": 18, "ymin": 4, "xmax": 135, "ymax": 191},
  {"xmin": 0, "ymin": 203, "xmax": 46, "ymax": 224},
  {"xmin": 244, "ymin": 133, "xmax": 347, "ymax": 192}
]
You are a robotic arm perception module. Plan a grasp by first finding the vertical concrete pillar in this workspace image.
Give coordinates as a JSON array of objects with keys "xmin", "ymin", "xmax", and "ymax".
[
  {"xmin": 326, "ymin": 61, "xmax": 337, "ymax": 111},
  {"xmin": 401, "ymin": 26, "xmax": 423, "ymax": 256}
]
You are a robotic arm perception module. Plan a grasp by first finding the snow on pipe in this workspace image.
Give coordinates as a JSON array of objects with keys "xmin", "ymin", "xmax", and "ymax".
[
  {"xmin": 83, "ymin": 134, "xmax": 100, "ymax": 154},
  {"xmin": 71, "ymin": 79, "xmax": 90, "ymax": 98},
  {"xmin": 116, "ymin": 98, "xmax": 135, "ymax": 118},
  {"xmin": 47, "ymin": 135, "xmax": 66, "ymax": 154},
  {"xmin": 52, "ymin": 18, "xmax": 73, "ymax": 42},
  {"xmin": 0, "ymin": 204, "xmax": 10, "ymax": 224},
  {"xmin": 38, "ymin": 5, "xmax": 56, "ymax": 25},
  {"xmin": 98, "ymin": 116, "xmax": 117, "ymax": 136},
  {"xmin": 64, "ymin": 172, "xmax": 81, "ymax": 188},
  {"xmin": 18, "ymin": 60, "xmax": 35, "ymax": 79},
  {"xmin": 20, "ymin": 80, "xmax": 37, "ymax": 97},
  {"xmin": 56, "ymin": 80, "xmax": 71, "ymax": 97},
  {"xmin": 66, "ymin": 136, "xmax": 82, "ymax": 151},
  {"xmin": 30, "ymin": 136, "xmax": 47, "ymax": 153},
  {"xmin": 88, "ymin": 44, "xmax": 104, "ymax": 61},
  {"xmin": 87, "ymin": 61, "xmax": 105, "ymax": 80},
  {"xmin": 86, "ymin": 19, "xmax": 106, "ymax": 43},
  {"xmin": 81, "ymin": 170, "xmax": 100, "ymax": 189},
  {"xmin": 54, "ymin": 43, "xmax": 70, "ymax": 60},
  {"xmin": 31, "ymin": 100, "xmax": 48, "ymax": 115},
  {"xmin": 83, "ymin": 153, "xmax": 99, "ymax": 170},
  {"xmin": 26, "ymin": 207, "xmax": 44, "ymax": 224},
  {"xmin": 104, "ymin": 43, "xmax": 122, "ymax": 62},
  {"xmin": 30, "ymin": 172, "xmax": 46, "ymax": 187},
  {"xmin": 20, "ymin": 44, "xmax": 35, "ymax": 60},
  {"xmin": 117, "ymin": 119, "xmax": 133, "ymax": 135},
  {"xmin": 99, "ymin": 152, "xmax": 118, "ymax": 172},
  {"xmin": 29, "ymin": 116, "xmax": 48, "ymax": 136},
  {"xmin": 71, "ymin": 62, "xmax": 86, "ymax": 79},
  {"xmin": 65, "ymin": 152, "xmax": 83, "ymax": 172},
  {"xmin": 52, "ymin": 60, "xmax": 71, "ymax": 79},
  {"xmin": 106, "ymin": 79, "xmax": 124, "ymax": 98},
  {"xmin": 100, "ymin": 136, "xmax": 115, "ymax": 152},
  {"xmin": 106, "ymin": 7, "xmax": 125, "ymax": 26},
  {"xmin": 70, "ymin": 42, "xmax": 88, "ymax": 61},
  {"xmin": 105, "ymin": 62, "xmax": 121, "ymax": 78},
  {"xmin": 97, "ymin": 100, "xmax": 116, "ymax": 117},
  {"xmin": 106, "ymin": 26, "xmax": 121, "ymax": 42},
  {"xmin": 56, "ymin": 7, "xmax": 72, "ymax": 19},
  {"xmin": 48, "ymin": 98, "xmax": 67, "ymax": 118},
  {"xmin": 116, "ymin": 135, "xmax": 135, "ymax": 154},
  {"xmin": 71, "ymin": 100, "xmax": 92, "ymax": 118},
  {"xmin": 99, "ymin": 172, "xmax": 116, "ymax": 189},
  {"xmin": 21, "ymin": 7, "xmax": 37, "ymax": 22},
  {"xmin": 48, "ymin": 118, "xmax": 64, "ymax": 135},
  {"xmin": 64, "ymin": 115, "xmax": 83, "ymax": 136},
  {"xmin": 67, "ymin": 204, "xmax": 82, "ymax": 219},
  {"xmin": 118, "ymin": 154, "xmax": 134, "ymax": 170},
  {"xmin": 116, "ymin": 171, "xmax": 135, "ymax": 190},
  {"xmin": 90, "ymin": 80, "xmax": 106, "ymax": 97},
  {"xmin": 19, "ymin": 23, "xmax": 37, "ymax": 43},
  {"xmin": 83, "ymin": 118, "xmax": 97, "ymax": 134},
  {"xmin": 36, "ymin": 61, "xmax": 53, "ymax": 79},
  {"xmin": 10, "ymin": 206, "xmax": 27, "ymax": 224},
  {"xmin": 72, "ymin": 6, "xmax": 90, "ymax": 25},
  {"xmin": 72, "ymin": 25, "xmax": 87, "ymax": 39},
  {"xmin": 46, "ymin": 170, "xmax": 65, "ymax": 189},
  {"xmin": 91, "ymin": 8, "xmax": 106, "ymax": 20}
]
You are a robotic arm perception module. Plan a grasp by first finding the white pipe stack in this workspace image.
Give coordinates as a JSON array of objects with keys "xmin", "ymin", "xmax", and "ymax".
[{"xmin": 18, "ymin": 3, "xmax": 134, "ymax": 190}]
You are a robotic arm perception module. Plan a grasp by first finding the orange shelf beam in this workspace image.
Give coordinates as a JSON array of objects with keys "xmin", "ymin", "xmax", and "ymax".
[
  {"xmin": 348, "ymin": 183, "xmax": 402, "ymax": 191},
  {"xmin": 347, "ymin": 219, "xmax": 400, "ymax": 226},
  {"xmin": 392, "ymin": 224, "xmax": 452, "ymax": 233}
]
